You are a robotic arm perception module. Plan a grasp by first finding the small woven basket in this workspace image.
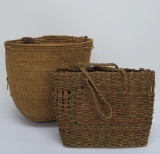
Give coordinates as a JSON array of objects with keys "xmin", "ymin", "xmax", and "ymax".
[
  {"xmin": 51, "ymin": 63, "xmax": 155, "ymax": 148},
  {"xmin": 5, "ymin": 35, "xmax": 93, "ymax": 122}
]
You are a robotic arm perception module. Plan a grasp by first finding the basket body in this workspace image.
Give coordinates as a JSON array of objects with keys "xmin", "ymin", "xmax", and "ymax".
[
  {"xmin": 51, "ymin": 66, "xmax": 155, "ymax": 147},
  {"xmin": 5, "ymin": 36, "xmax": 93, "ymax": 122}
]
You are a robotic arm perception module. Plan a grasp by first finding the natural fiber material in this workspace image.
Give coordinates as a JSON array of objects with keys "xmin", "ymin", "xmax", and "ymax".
[
  {"xmin": 5, "ymin": 35, "xmax": 93, "ymax": 122},
  {"xmin": 51, "ymin": 63, "xmax": 155, "ymax": 148}
]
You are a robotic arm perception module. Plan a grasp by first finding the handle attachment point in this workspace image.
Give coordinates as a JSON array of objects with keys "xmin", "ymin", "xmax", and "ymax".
[{"xmin": 21, "ymin": 37, "xmax": 35, "ymax": 44}]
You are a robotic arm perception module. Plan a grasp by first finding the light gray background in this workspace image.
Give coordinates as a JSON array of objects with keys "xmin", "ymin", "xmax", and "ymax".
[{"xmin": 0, "ymin": 0, "xmax": 160, "ymax": 154}]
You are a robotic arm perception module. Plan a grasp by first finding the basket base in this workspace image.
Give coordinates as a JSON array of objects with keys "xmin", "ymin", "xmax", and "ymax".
[
  {"xmin": 59, "ymin": 125, "xmax": 150, "ymax": 148},
  {"xmin": 12, "ymin": 97, "xmax": 56, "ymax": 122},
  {"xmin": 62, "ymin": 142, "xmax": 148, "ymax": 148}
]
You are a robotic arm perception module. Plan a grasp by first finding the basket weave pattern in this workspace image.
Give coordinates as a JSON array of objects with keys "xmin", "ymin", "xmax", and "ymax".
[
  {"xmin": 5, "ymin": 36, "xmax": 93, "ymax": 122},
  {"xmin": 51, "ymin": 64, "xmax": 155, "ymax": 147}
]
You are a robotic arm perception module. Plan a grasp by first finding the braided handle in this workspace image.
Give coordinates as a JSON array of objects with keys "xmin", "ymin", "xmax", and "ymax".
[
  {"xmin": 21, "ymin": 37, "xmax": 35, "ymax": 44},
  {"xmin": 54, "ymin": 64, "xmax": 128, "ymax": 120},
  {"xmin": 79, "ymin": 66, "xmax": 129, "ymax": 120},
  {"xmin": 82, "ymin": 63, "xmax": 128, "ymax": 92},
  {"xmin": 57, "ymin": 63, "xmax": 128, "ymax": 91},
  {"xmin": 85, "ymin": 78, "xmax": 112, "ymax": 120},
  {"xmin": 80, "ymin": 67, "xmax": 112, "ymax": 120}
]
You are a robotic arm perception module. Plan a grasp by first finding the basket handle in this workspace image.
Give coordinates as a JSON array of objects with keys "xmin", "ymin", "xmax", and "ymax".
[
  {"xmin": 21, "ymin": 37, "xmax": 35, "ymax": 44},
  {"xmin": 80, "ymin": 63, "xmax": 128, "ymax": 92},
  {"xmin": 79, "ymin": 65, "xmax": 128, "ymax": 121},
  {"xmin": 57, "ymin": 63, "xmax": 128, "ymax": 92}
]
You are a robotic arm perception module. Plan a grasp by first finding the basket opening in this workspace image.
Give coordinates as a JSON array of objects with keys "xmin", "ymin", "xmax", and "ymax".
[
  {"xmin": 56, "ymin": 67, "xmax": 147, "ymax": 73},
  {"xmin": 7, "ymin": 36, "xmax": 92, "ymax": 45}
]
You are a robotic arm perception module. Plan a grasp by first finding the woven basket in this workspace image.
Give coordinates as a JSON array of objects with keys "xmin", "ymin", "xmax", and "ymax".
[
  {"xmin": 51, "ymin": 63, "xmax": 155, "ymax": 148},
  {"xmin": 5, "ymin": 35, "xmax": 93, "ymax": 122}
]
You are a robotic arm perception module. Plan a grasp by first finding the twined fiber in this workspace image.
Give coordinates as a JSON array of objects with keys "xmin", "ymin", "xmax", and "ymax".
[
  {"xmin": 5, "ymin": 35, "xmax": 93, "ymax": 122},
  {"xmin": 51, "ymin": 64, "xmax": 155, "ymax": 147}
]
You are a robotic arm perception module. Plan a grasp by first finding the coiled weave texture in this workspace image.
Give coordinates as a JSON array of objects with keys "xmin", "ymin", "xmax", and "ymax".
[{"xmin": 5, "ymin": 35, "xmax": 93, "ymax": 122}]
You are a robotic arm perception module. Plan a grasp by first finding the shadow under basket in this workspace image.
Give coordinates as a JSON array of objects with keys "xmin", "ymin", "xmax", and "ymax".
[
  {"xmin": 51, "ymin": 63, "xmax": 155, "ymax": 147},
  {"xmin": 5, "ymin": 35, "xmax": 93, "ymax": 122}
]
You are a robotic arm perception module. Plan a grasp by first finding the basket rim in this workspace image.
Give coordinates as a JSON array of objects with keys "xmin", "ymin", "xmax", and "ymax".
[{"xmin": 4, "ymin": 35, "xmax": 93, "ymax": 47}]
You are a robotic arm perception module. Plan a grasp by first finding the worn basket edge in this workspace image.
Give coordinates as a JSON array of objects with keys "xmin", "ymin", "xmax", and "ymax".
[{"xmin": 4, "ymin": 35, "xmax": 93, "ymax": 47}]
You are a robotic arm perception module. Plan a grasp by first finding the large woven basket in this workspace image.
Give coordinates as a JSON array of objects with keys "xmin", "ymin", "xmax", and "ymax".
[
  {"xmin": 51, "ymin": 63, "xmax": 155, "ymax": 148},
  {"xmin": 5, "ymin": 35, "xmax": 93, "ymax": 122}
]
